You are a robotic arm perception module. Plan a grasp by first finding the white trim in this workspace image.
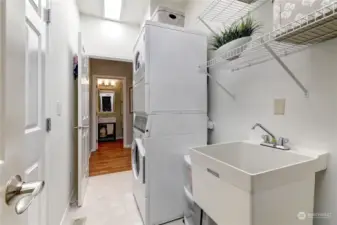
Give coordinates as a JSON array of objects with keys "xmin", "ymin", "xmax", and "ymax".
[
  {"xmin": 43, "ymin": 1, "xmax": 52, "ymax": 225},
  {"xmin": 59, "ymin": 190, "xmax": 74, "ymax": 225},
  {"xmin": 124, "ymin": 144, "xmax": 132, "ymax": 148},
  {"xmin": 89, "ymin": 55, "xmax": 132, "ymax": 63},
  {"xmin": 91, "ymin": 74, "xmax": 128, "ymax": 150},
  {"xmin": 0, "ymin": 0, "xmax": 3, "ymax": 160},
  {"xmin": 116, "ymin": 136, "xmax": 123, "ymax": 140}
]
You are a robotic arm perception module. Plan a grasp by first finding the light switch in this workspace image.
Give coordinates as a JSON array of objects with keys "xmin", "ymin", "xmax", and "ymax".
[
  {"xmin": 274, "ymin": 99, "xmax": 286, "ymax": 115},
  {"xmin": 56, "ymin": 101, "xmax": 62, "ymax": 116}
]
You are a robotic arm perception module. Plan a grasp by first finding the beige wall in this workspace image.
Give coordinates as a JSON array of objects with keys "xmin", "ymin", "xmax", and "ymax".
[{"xmin": 89, "ymin": 59, "xmax": 133, "ymax": 146}]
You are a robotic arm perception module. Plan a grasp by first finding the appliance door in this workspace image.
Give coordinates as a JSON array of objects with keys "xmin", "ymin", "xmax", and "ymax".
[
  {"xmin": 133, "ymin": 51, "xmax": 145, "ymax": 84},
  {"xmin": 133, "ymin": 79, "xmax": 146, "ymax": 113},
  {"xmin": 133, "ymin": 30, "xmax": 145, "ymax": 84},
  {"xmin": 132, "ymin": 138, "xmax": 146, "ymax": 184}
]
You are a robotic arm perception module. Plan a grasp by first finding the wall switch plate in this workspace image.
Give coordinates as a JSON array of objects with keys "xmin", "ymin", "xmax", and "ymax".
[
  {"xmin": 56, "ymin": 101, "xmax": 62, "ymax": 116},
  {"xmin": 274, "ymin": 99, "xmax": 286, "ymax": 115}
]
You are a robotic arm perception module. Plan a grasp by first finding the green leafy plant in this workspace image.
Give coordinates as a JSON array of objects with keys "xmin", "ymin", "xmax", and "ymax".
[{"xmin": 211, "ymin": 16, "xmax": 262, "ymax": 50}]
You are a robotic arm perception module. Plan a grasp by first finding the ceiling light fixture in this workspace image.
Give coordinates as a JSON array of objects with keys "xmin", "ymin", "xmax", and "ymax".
[
  {"xmin": 110, "ymin": 80, "xmax": 117, "ymax": 86},
  {"xmin": 104, "ymin": 0, "xmax": 122, "ymax": 20},
  {"xmin": 97, "ymin": 79, "xmax": 103, "ymax": 85}
]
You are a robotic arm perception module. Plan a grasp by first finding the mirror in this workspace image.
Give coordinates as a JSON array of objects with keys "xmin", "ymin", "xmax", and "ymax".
[{"xmin": 99, "ymin": 91, "xmax": 115, "ymax": 113}]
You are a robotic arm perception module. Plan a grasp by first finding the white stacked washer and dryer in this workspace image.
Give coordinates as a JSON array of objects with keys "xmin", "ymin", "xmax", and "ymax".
[{"xmin": 132, "ymin": 20, "xmax": 207, "ymax": 225}]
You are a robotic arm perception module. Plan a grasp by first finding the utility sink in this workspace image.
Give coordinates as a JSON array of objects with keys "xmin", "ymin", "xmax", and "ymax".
[{"xmin": 190, "ymin": 142, "xmax": 328, "ymax": 225}]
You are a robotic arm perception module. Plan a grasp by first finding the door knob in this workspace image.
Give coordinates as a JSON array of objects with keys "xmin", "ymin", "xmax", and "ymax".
[{"xmin": 5, "ymin": 175, "xmax": 45, "ymax": 214}]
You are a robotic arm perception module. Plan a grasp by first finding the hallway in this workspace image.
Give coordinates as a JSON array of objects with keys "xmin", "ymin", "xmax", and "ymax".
[
  {"xmin": 90, "ymin": 140, "xmax": 132, "ymax": 177},
  {"xmin": 65, "ymin": 172, "xmax": 141, "ymax": 225},
  {"xmin": 65, "ymin": 172, "xmax": 184, "ymax": 225}
]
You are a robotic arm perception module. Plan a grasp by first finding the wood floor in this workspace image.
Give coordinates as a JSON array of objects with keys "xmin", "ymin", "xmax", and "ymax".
[{"xmin": 89, "ymin": 140, "xmax": 132, "ymax": 177}]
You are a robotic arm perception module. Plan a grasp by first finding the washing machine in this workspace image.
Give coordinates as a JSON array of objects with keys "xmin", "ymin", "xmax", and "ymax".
[
  {"xmin": 132, "ymin": 138, "xmax": 146, "ymax": 222},
  {"xmin": 132, "ymin": 113, "xmax": 207, "ymax": 225},
  {"xmin": 132, "ymin": 114, "xmax": 148, "ymax": 222}
]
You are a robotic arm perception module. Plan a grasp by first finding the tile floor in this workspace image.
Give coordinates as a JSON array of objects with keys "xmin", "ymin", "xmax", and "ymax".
[{"xmin": 64, "ymin": 171, "xmax": 184, "ymax": 225}]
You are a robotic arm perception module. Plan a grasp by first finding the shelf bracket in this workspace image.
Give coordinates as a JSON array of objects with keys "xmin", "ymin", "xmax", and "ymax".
[
  {"xmin": 198, "ymin": 16, "xmax": 217, "ymax": 35},
  {"xmin": 263, "ymin": 43, "xmax": 309, "ymax": 97},
  {"xmin": 206, "ymin": 72, "xmax": 235, "ymax": 100}
]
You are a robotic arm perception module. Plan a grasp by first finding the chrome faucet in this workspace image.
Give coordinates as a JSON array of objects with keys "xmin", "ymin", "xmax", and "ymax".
[{"xmin": 252, "ymin": 123, "xmax": 290, "ymax": 150}]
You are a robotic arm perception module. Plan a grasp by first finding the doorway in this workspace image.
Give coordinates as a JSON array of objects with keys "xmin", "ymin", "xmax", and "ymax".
[{"xmin": 88, "ymin": 59, "xmax": 133, "ymax": 177}]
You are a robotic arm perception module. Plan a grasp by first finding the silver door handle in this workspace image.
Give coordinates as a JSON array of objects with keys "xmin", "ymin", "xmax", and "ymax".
[
  {"xmin": 5, "ymin": 175, "xmax": 45, "ymax": 214},
  {"xmin": 74, "ymin": 125, "xmax": 90, "ymax": 129}
]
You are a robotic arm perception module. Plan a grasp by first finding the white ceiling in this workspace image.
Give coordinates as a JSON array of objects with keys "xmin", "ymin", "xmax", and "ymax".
[
  {"xmin": 77, "ymin": 0, "xmax": 189, "ymax": 24},
  {"xmin": 121, "ymin": 0, "xmax": 150, "ymax": 24},
  {"xmin": 77, "ymin": 0, "xmax": 150, "ymax": 24}
]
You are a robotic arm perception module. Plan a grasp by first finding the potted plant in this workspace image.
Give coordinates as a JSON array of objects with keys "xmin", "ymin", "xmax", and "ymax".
[{"xmin": 211, "ymin": 16, "xmax": 261, "ymax": 60}]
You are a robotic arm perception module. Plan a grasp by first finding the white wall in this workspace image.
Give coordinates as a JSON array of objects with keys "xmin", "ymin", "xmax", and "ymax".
[
  {"xmin": 150, "ymin": 0, "xmax": 187, "ymax": 13},
  {"xmin": 46, "ymin": 0, "xmax": 79, "ymax": 225},
  {"xmin": 80, "ymin": 15, "xmax": 139, "ymax": 61},
  {"xmin": 76, "ymin": 0, "xmax": 104, "ymax": 17},
  {"xmin": 184, "ymin": 0, "xmax": 223, "ymax": 35},
  {"xmin": 185, "ymin": 1, "xmax": 337, "ymax": 224},
  {"xmin": 121, "ymin": 0, "xmax": 150, "ymax": 24},
  {"xmin": 142, "ymin": 4, "xmax": 151, "ymax": 25}
]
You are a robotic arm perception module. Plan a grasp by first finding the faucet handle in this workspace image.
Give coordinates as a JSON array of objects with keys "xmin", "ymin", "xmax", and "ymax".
[
  {"xmin": 278, "ymin": 137, "xmax": 289, "ymax": 146},
  {"xmin": 261, "ymin": 135, "xmax": 270, "ymax": 143}
]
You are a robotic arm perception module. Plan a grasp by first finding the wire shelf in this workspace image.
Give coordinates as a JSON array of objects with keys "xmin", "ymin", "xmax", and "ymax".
[
  {"xmin": 201, "ymin": 1, "xmax": 337, "ymax": 71},
  {"xmin": 199, "ymin": 0, "xmax": 269, "ymax": 25}
]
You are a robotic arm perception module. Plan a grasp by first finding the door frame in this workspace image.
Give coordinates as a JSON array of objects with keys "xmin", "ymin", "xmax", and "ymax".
[
  {"xmin": 89, "ymin": 55, "xmax": 132, "ymax": 63},
  {"xmin": 91, "ymin": 74, "xmax": 127, "ymax": 151},
  {"xmin": 0, "ymin": 0, "xmax": 4, "ymax": 161}
]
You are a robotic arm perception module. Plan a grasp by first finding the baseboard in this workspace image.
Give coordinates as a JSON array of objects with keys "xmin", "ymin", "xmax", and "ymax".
[
  {"xmin": 116, "ymin": 136, "xmax": 123, "ymax": 140},
  {"xmin": 124, "ymin": 144, "xmax": 132, "ymax": 148},
  {"xmin": 60, "ymin": 190, "xmax": 75, "ymax": 225}
]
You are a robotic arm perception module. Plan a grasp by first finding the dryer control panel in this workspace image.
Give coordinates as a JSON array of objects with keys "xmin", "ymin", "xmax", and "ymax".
[{"xmin": 134, "ymin": 114, "xmax": 149, "ymax": 135}]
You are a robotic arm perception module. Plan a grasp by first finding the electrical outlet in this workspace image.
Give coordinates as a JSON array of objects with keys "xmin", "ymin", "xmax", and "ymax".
[{"xmin": 274, "ymin": 98, "xmax": 286, "ymax": 115}]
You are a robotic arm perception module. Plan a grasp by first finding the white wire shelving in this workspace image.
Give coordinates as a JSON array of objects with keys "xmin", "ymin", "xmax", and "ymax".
[
  {"xmin": 199, "ymin": 0, "xmax": 269, "ymax": 25},
  {"xmin": 202, "ymin": 2, "xmax": 337, "ymax": 70},
  {"xmin": 199, "ymin": 1, "xmax": 337, "ymax": 97}
]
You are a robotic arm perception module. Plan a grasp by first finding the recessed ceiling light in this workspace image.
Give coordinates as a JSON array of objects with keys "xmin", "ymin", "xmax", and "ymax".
[{"xmin": 104, "ymin": 0, "xmax": 122, "ymax": 20}]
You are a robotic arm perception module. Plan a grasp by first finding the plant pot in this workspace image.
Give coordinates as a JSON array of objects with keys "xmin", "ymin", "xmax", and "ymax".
[{"xmin": 214, "ymin": 36, "xmax": 252, "ymax": 61}]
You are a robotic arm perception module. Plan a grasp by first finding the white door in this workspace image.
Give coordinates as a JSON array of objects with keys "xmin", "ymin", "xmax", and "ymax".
[
  {"xmin": 0, "ymin": 0, "xmax": 48, "ymax": 224},
  {"xmin": 77, "ymin": 33, "xmax": 90, "ymax": 207}
]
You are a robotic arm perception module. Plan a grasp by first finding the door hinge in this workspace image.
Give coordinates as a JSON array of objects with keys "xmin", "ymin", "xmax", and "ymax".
[
  {"xmin": 44, "ymin": 8, "xmax": 51, "ymax": 24},
  {"xmin": 46, "ymin": 118, "xmax": 52, "ymax": 132}
]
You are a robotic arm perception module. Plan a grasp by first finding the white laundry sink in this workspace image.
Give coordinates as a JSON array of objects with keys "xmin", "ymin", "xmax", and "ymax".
[{"xmin": 190, "ymin": 142, "xmax": 328, "ymax": 225}]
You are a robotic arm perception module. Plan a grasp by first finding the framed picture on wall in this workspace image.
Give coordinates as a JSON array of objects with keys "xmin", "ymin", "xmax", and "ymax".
[{"xmin": 129, "ymin": 87, "xmax": 133, "ymax": 113}]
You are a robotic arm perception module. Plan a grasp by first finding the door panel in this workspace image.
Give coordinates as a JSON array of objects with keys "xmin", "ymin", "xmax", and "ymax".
[
  {"xmin": 25, "ymin": 22, "xmax": 42, "ymax": 130},
  {"xmin": 30, "ymin": 0, "xmax": 40, "ymax": 10},
  {"xmin": 0, "ymin": 0, "xmax": 47, "ymax": 224},
  {"xmin": 77, "ymin": 33, "xmax": 90, "ymax": 207}
]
